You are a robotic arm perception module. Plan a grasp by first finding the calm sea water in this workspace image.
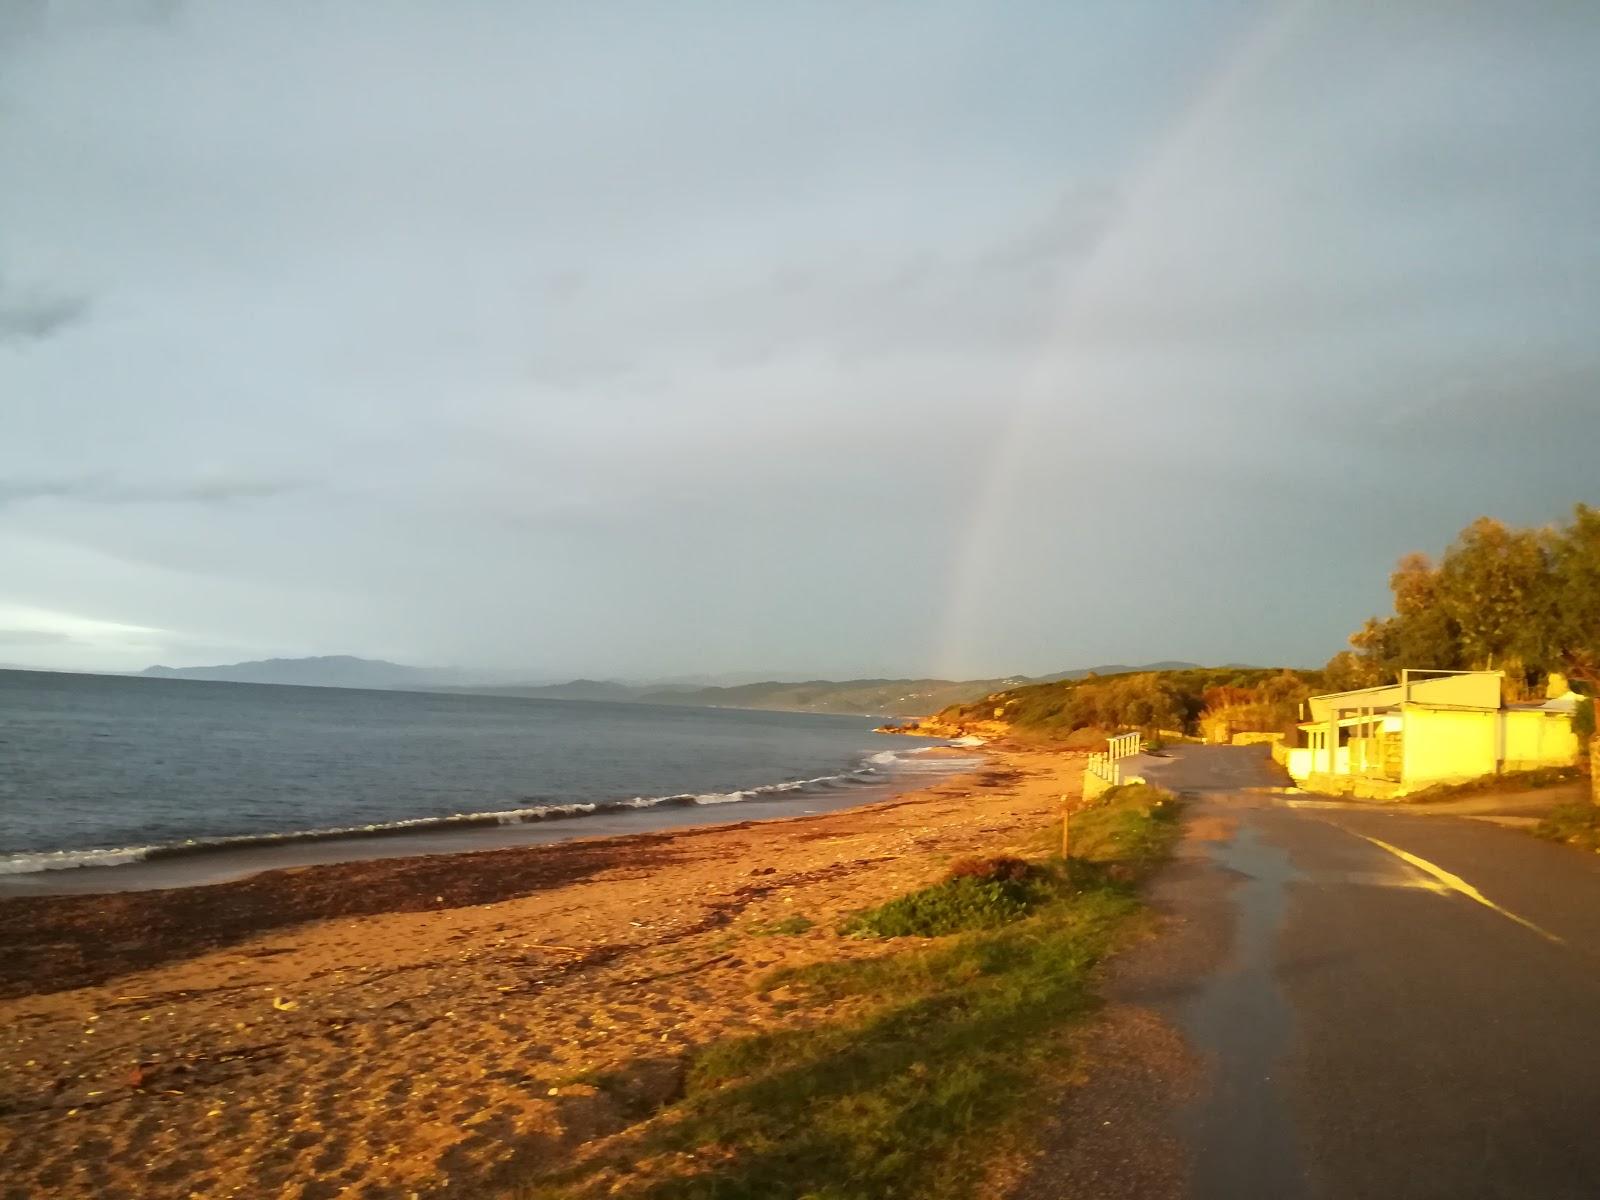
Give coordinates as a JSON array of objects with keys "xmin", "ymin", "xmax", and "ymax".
[{"xmin": 0, "ymin": 670, "xmax": 957, "ymax": 884}]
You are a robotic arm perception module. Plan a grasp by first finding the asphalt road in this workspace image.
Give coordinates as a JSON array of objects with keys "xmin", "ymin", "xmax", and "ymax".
[{"xmin": 1019, "ymin": 745, "xmax": 1600, "ymax": 1200}]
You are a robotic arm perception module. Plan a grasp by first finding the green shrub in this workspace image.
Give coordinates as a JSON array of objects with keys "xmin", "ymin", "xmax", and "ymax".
[
  {"xmin": 1535, "ymin": 801, "xmax": 1600, "ymax": 852},
  {"xmin": 840, "ymin": 859, "xmax": 1057, "ymax": 939}
]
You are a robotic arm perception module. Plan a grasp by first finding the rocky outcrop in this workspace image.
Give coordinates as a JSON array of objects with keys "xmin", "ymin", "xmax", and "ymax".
[{"xmin": 874, "ymin": 716, "xmax": 1010, "ymax": 741}]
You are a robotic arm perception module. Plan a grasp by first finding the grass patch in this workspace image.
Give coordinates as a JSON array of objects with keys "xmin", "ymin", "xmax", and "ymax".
[
  {"xmin": 838, "ymin": 856, "xmax": 1055, "ymax": 939},
  {"xmin": 515, "ymin": 785, "xmax": 1180, "ymax": 1200},
  {"xmin": 1534, "ymin": 801, "xmax": 1600, "ymax": 852},
  {"xmin": 1400, "ymin": 766, "xmax": 1584, "ymax": 804}
]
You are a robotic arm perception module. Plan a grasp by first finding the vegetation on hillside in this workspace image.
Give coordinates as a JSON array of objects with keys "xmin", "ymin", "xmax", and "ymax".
[
  {"xmin": 937, "ymin": 667, "xmax": 1322, "ymax": 742},
  {"xmin": 645, "ymin": 677, "xmax": 1022, "ymax": 717},
  {"xmin": 925, "ymin": 504, "xmax": 1598, "ymax": 745},
  {"xmin": 516, "ymin": 785, "xmax": 1179, "ymax": 1200}
]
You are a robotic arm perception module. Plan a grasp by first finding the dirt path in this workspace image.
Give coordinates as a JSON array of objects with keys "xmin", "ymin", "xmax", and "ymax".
[{"xmin": 0, "ymin": 750, "xmax": 1082, "ymax": 1200}]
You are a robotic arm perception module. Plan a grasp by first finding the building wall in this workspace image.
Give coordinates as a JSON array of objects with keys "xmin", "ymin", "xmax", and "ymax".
[
  {"xmin": 1401, "ymin": 707, "xmax": 1498, "ymax": 784},
  {"xmin": 1404, "ymin": 672, "xmax": 1502, "ymax": 709},
  {"xmin": 1287, "ymin": 745, "xmax": 1346, "ymax": 780},
  {"xmin": 1501, "ymin": 710, "xmax": 1580, "ymax": 769}
]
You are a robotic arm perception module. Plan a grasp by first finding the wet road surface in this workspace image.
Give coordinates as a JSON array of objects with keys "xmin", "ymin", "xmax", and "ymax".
[{"xmin": 1020, "ymin": 745, "xmax": 1600, "ymax": 1200}]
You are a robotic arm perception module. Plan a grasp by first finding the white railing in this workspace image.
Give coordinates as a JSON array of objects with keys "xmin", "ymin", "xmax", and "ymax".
[
  {"xmin": 1107, "ymin": 732, "xmax": 1142, "ymax": 760},
  {"xmin": 1087, "ymin": 752, "xmax": 1121, "ymax": 784},
  {"xmin": 1087, "ymin": 733, "xmax": 1143, "ymax": 785}
]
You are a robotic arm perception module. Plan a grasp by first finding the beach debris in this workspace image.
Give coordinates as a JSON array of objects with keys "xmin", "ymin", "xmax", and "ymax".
[{"xmin": 271, "ymin": 995, "xmax": 298, "ymax": 1012}]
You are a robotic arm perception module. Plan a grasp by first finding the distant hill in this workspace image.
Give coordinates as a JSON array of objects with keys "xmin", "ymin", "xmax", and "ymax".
[
  {"xmin": 1029, "ymin": 660, "xmax": 1199, "ymax": 683},
  {"xmin": 443, "ymin": 676, "xmax": 1017, "ymax": 716},
  {"xmin": 487, "ymin": 678, "xmax": 654, "ymax": 703},
  {"xmin": 135, "ymin": 656, "xmax": 1208, "ymax": 717},
  {"xmin": 452, "ymin": 663, "xmax": 1203, "ymax": 717},
  {"xmin": 140, "ymin": 655, "xmax": 459, "ymax": 690},
  {"xmin": 649, "ymin": 677, "xmax": 1020, "ymax": 716}
]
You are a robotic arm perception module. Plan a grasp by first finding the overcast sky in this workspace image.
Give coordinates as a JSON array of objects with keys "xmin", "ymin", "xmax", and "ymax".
[{"xmin": 3, "ymin": 1, "xmax": 1598, "ymax": 681}]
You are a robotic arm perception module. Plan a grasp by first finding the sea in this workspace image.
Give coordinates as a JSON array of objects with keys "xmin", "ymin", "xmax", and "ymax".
[{"xmin": 0, "ymin": 669, "xmax": 969, "ymax": 894}]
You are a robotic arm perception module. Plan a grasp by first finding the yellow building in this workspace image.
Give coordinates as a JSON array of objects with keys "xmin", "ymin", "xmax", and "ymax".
[{"xmin": 1287, "ymin": 669, "xmax": 1581, "ymax": 797}]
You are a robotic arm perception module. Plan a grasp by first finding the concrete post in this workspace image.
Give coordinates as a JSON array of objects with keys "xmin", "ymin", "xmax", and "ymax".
[{"xmin": 1592, "ymin": 733, "xmax": 1599, "ymax": 807}]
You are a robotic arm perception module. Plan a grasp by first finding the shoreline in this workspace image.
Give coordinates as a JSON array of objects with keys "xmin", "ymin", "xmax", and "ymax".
[
  {"xmin": 0, "ymin": 747, "xmax": 989, "ymax": 997},
  {"xmin": 0, "ymin": 746, "xmax": 1081, "ymax": 1199},
  {"xmin": 0, "ymin": 745, "xmax": 978, "ymax": 898}
]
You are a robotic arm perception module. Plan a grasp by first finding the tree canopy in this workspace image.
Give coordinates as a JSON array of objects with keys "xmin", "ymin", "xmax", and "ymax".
[{"xmin": 1335, "ymin": 505, "xmax": 1600, "ymax": 692}]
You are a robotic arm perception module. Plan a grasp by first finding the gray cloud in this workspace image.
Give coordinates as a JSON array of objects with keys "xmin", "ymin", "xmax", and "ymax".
[
  {"xmin": 0, "ymin": 1, "xmax": 1595, "ymax": 678},
  {"xmin": 0, "ymin": 278, "xmax": 90, "ymax": 345},
  {"xmin": 0, "ymin": 629, "xmax": 72, "ymax": 647},
  {"xmin": 0, "ymin": 475, "xmax": 298, "ymax": 508}
]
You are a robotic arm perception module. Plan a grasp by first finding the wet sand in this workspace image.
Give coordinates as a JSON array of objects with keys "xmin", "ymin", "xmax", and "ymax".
[{"xmin": 0, "ymin": 747, "xmax": 1084, "ymax": 1200}]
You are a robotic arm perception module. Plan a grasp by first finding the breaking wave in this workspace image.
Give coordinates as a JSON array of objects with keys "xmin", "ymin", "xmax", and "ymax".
[{"xmin": 0, "ymin": 744, "xmax": 984, "ymax": 876}]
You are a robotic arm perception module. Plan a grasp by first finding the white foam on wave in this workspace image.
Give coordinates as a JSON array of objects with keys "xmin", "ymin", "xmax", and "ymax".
[
  {"xmin": 0, "ymin": 741, "xmax": 987, "ymax": 877},
  {"xmin": 0, "ymin": 845, "xmax": 157, "ymax": 875},
  {"xmin": 866, "ymin": 746, "xmax": 988, "ymax": 774}
]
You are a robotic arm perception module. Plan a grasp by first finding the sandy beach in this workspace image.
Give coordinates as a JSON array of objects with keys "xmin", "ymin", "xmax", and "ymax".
[{"xmin": 0, "ymin": 747, "xmax": 1084, "ymax": 1200}]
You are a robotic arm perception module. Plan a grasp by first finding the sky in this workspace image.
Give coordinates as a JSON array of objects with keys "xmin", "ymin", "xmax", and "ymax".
[{"xmin": 2, "ymin": 1, "xmax": 1598, "ymax": 682}]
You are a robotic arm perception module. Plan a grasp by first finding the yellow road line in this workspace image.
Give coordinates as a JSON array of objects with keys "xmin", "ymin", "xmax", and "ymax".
[{"xmin": 1358, "ymin": 835, "xmax": 1565, "ymax": 945}]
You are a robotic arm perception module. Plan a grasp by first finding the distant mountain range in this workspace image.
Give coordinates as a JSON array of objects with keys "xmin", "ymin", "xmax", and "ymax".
[
  {"xmin": 140, "ymin": 655, "xmax": 469, "ymax": 690},
  {"xmin": 135, "ymin": 655, "xmax": 1204, "ymax": 716}
]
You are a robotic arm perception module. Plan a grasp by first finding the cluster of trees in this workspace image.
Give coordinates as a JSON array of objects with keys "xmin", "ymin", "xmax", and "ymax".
[
  {"xmin": 936, "ymin": 505, "xmax": 1597, "ymax": 752},
  {"xmin": 944, "ymin": 667, "xmax": 1322, "ymax": 741},
  {"xmin": 1327, "ymin": 505, "xmax": 1600, "ymax": 698},
  {"xmin": 1200, "ymin": 672, "xmax": 1318, "ymax": 738}
]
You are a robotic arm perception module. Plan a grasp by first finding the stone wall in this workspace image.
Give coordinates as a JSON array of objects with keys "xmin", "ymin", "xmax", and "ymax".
[
  {"xmin": 1231, "ymin": 731, "xmax": 1284, "ymax": 748},
  {"xmin": 1297, "ymin": 773, "xmax": 1409, "ymax": 801}
]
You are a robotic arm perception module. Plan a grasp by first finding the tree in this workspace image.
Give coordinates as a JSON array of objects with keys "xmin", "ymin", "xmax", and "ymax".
[
  {"xmin": 1345, "ymin": 553, "xmax": 1464, "ymax": 681},
  {"xmin": 1548, "ymin": 504, "xmax": 1600, "ymax": 803},
  {"xmin": 1323, "ymin": 649, "xmax": 1384, "ymax": 692},
  {"xmin": 1435, "ymin": 518, "xmax": 1554, "ymax": 682},
  {"xmin": 1348, "ymin": 506, "xmax": 1596, "ymax": 801}
]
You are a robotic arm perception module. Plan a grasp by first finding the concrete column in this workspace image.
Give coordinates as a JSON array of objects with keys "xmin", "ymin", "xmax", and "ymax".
[{"xmin": 1592, "ymin": 734, "xmax": 1599, "ymax": 806}]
